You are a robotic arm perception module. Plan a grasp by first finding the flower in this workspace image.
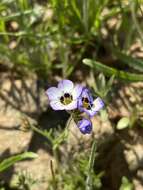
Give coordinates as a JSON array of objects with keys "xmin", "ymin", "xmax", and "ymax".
[
  {"xmin": 78, "ymin": 88, "xmax": 104, "ymax": 117},
  {"xmin": 77, "ymin": 118, "xmax": 92, "ymax": 134},
  {"xmin": 46, "ymin": 79, "xmax": 83, "ymax": 111}
]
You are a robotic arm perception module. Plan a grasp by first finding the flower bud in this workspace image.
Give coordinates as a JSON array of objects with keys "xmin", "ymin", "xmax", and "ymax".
[{"xmin": 77, "ymin": 118, "xmax": 92, "ymax": 134}]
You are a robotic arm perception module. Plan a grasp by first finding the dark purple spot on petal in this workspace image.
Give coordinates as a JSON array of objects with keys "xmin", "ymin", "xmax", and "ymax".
[
  {"xmin": 84, "ymin": 97, "xmax": 89, "ymax": 103},
  {"xmin": 64, "ymin": 93, "xmax": 70, "ymax": 98},
  {"xmin": 60, "ymin": 96, "xmax": 64, "ymax": 103}
]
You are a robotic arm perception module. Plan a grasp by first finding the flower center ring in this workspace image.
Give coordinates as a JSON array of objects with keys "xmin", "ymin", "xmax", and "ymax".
[{"xmin": 60, "ymin": 93, "xmax": 73, "ymax": 105}]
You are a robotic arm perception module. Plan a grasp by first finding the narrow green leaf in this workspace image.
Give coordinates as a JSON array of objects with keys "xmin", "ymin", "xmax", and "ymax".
[
  {"xmin": 83, "ymin": 58, "xmax": 143, "ymax": 81},
  {"xmin": 71, "ymin": 1, "xmax": 81, "ymax": 21},
  {"xmin": 113, "ymin": 49, "xmax": 143, "ymax": 72},
  {"xmin": 106, "ymin": 75, "xmax": 115, "ymax": 88},
  {"xmin": 0, "ymin": 10, "xmax": 34, "ymax": 21},
  {"xmin": 0, "ymin": 152, "xmax": 38, "ymax": 172}
]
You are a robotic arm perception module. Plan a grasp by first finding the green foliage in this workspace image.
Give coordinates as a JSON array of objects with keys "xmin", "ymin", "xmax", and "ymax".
[
  {"xmin": 113, "ymin": 49, "xmax": 143, "ymax": 72},
  {"xmin": 89, "ymin": 72, "xmax": 115, "ymax": 98},
  {"xmin": 28, "ymin": 121, "xmax": 103, "ymax": 190},
  {"xmin": 116, "ymin": 117, "xmax": 130, "ymax": 130},
  {"xmin": 119, "ymin": 177, "xmax": 134, "ymax": 190},
  {"xmin": 29, "ymin": 121, "xmax": 69, "ymax": 151},
  {"xmin": 48, "ymin": 142, "xmax": 103, "ymax": 190},
  {"xmin": 116, "ymin": 104, "xmax": 143, "ymax": 130},
  {"xmin": 0, "ymin": 0, "xmax": 143, "ymax": 79},
  {"xmin": 83, "ymin": 58, "xmax": 143, "ymax": 82},
  {"xmin": 11, "ymin": 171, "xmax": 38, "ymax": 190},
  {"xmin": 0, "ymin": 152, "xmax": 38, "ymax": 172},
  {"xmin": 50, "ymin": 0, "xmax": 109, "ymax": 35},
  {"xmin": 86, "ymin": 141, "xmax": 103, "ymax": 190}
]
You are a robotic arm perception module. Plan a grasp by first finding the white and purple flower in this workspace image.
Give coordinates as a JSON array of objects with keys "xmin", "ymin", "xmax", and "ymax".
[
  {"xmin": 46, "ymin": 80, "xmax": 105, "ymax": 135},
  {"xmin": 46, "ymin": 79, "xmax": 83, "ymax": 111},
  {"xmin": 78, "ymin": 88, "xmax": 104, "ymax": 117},
  {"xmin": 77, "ymin": 118, "xmax": 92, "ymax": 134}
]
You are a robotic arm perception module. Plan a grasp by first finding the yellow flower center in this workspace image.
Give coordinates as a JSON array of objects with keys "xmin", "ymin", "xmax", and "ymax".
[
  {"xmin": 60, "ymin": 93, "xmax": 73, "ymax": 105},
  {"xmin": 82, "ymin": 97, "xmax": 91, "ymax": 109}
]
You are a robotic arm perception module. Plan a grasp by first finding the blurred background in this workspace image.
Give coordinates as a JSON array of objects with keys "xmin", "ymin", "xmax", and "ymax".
[{"xmin": 0, "ymin": 0, "xmax": 143, "ymax": 189}]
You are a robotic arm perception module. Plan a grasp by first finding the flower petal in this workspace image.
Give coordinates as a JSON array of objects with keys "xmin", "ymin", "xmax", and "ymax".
[
  {"xmin": 84, "ymin": 109, "xmax": 96, "ymax": 117},
  {"xmin": 58, "ymin": 80, "xmax": 74, "ymax": 93},
  {"xmin": 64, "ymin": 100, "xmax": 77, "ymax": 110},
  {"xmin": 77, "ymin": 87, "xmax": 94, "ymax": 114},
  {"xmin": 77, "ymin": 97, "xmax": 83, "ymax": 110},
  {"xmin": 92, "ymin": 97, "xmax": 104, "ymax": 112},
  {"xmin": 81, "ymin": 88, "xmax": 93, "ymax": 103},
  {"xmin": 46, "ymin": 87, "xmax": 62, "ymax": 101},
  {"xmin": 50, "ymin": 100, "xmax": 64, "ymax": 110},
  {"xmin": 83, "ymin": 98, "xmax": 104, "ymax": 117},
  {"xmin": 72, "ymin": 84, "xmax": 83, "ymax": 99},
  {"xmin": 81, "ymin": 88, "xmax": 89, "ymax": 97}
]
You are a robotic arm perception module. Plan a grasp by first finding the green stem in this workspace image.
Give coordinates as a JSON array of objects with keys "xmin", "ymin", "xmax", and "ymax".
[
  {"xmin": 30, "ymin": 124, "xmax": 53, "ymax": 143},
  {"xmin": 66, "ymin": 114, "xmax": 73, "ymax": 129},
  {"xmin": 86, "ymin": 140, "xmax": 97, "ymax": 190},
  {"xmin": 50, "ymin": 160, "xmax": 57, "ymax": 189}
]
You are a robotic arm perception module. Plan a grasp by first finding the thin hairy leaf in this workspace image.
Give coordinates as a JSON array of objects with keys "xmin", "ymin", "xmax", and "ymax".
[
  {"xmin": 83, "ymin": 58, "xmax": 143, "ymax": 81},
  {"xmin": 0, "ymin": 152, "xmax": 38, "ymax": 172},
  {"xmin": 113, "ymin": 49, "xmax": 143, "ymax": 72}
]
